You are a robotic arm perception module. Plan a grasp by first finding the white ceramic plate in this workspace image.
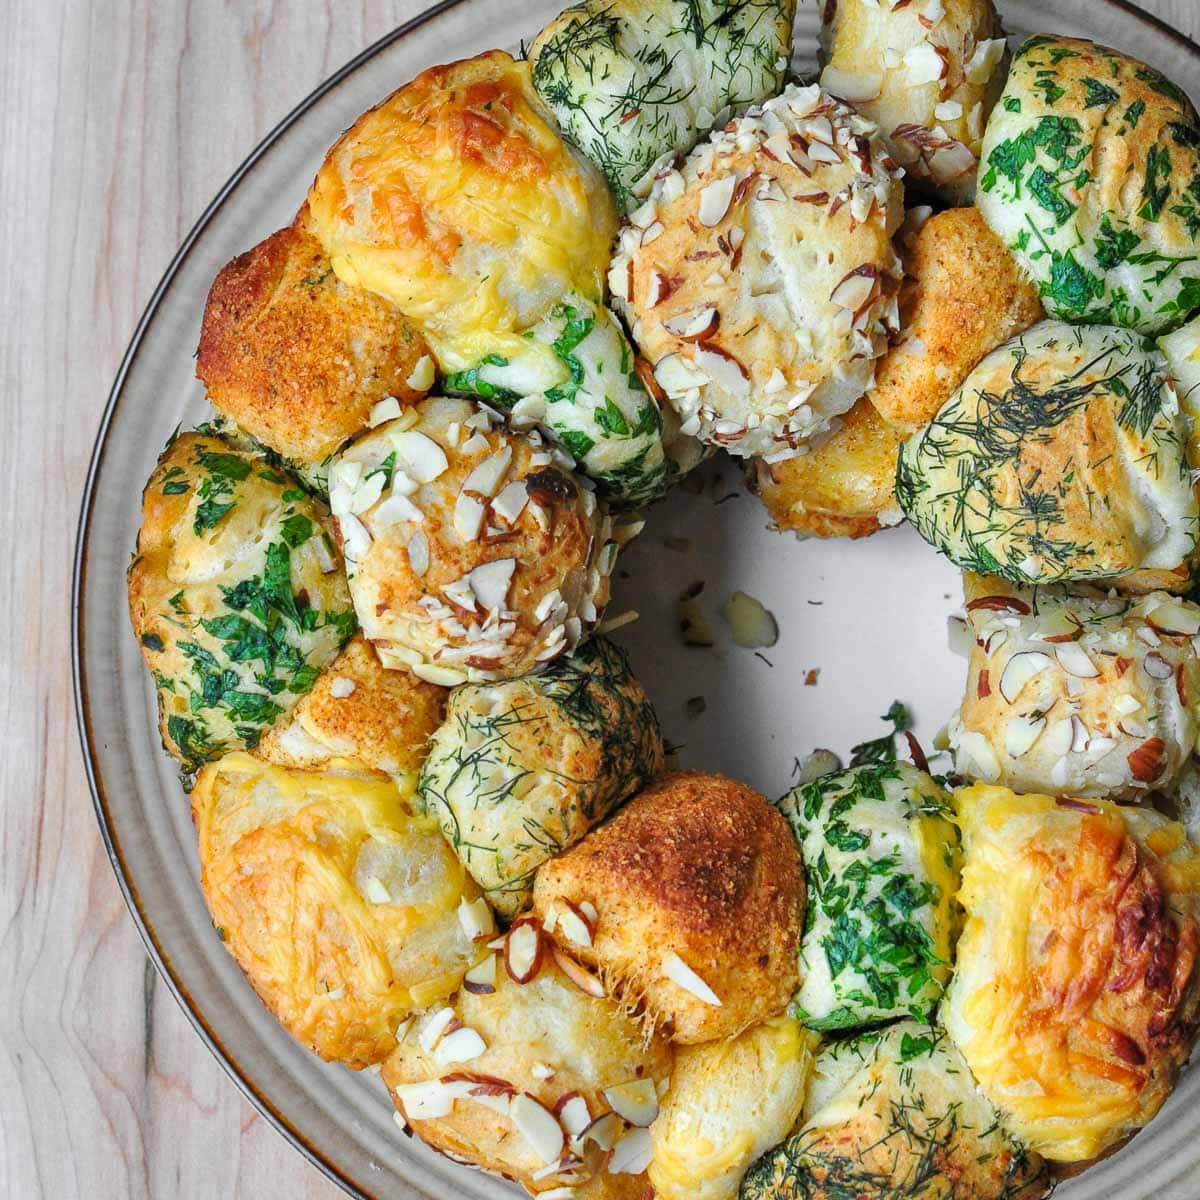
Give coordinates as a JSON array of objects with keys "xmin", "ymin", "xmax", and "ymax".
[{"xmin": 73, "ymin": 2, "xmax": 1200, "ymax": 1197}]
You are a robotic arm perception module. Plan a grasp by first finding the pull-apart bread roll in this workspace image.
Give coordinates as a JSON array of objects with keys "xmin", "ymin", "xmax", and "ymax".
[
  {"xmin": 307, "ymin": 51, "xmax": 615, "ymax": 365},
  {"xmin": 419, "ymin": 637, "xmax": 664, "ymax": 917},
  {"xmin": 869, "ymin": 207, "xmax": 1044, "ymax": 433},
  {"xmin": 898, "ymin": 320, "xmax": 1198, "ymax": 585},
  {"xmin": 649, "ymin": 1015, "xmax": 816, "ymax": 1200},
  {"xmin": 441, "ymin": 293, "xmax": 676, "ymax": 507},
  {"xmin": 530, "ymin": 0, "xmax": 796, "ymax": 211},
  {"xmin": 946, "ymin": 785, "xmax": 1200, "ymax": 1162},
  {"xmin": 979, "ymin": 36, "xmax": 1200, "ymax": 334},
  {"xmin": 778, "ymin": 761, "xmax": 961, "ymax": 1030},
  {"xmin": 256, "ymin": 633, "xmax": 444, "ymax": 780},
  {"xmin": 819, "ymin": 0, "xmax": 1008, "ymax": 203},
  {"xmin": 749, "ymin": 397, "xmax": 906, "ymax": 539},
  {"xmin": 196, "ymin": 215, "xmax": 432, "ymax": 484},
  {"xmin": 951, "ymin": 576, "xmax": 1200, "ymax": 799},
  {"xmin": 533, "ymin": 771, "xmax": 804, "ymax": 1043},
  {"xmin": 192, "ymin": 754, "xmax": 483, "ymax": 1068},
  {"xmin": 128, "ymin": 432, "xmax": 356, "ymax": 773},
  {"xmin": 610, "ymin": 84, "xmax": 905, "ymax": 461},
  {"xmin": 740, "ymin": 1021, "xmax": 1050, "ymax": 1200},
  {"xmin": 384, "ymin": 950, "xmax": 672, "ymax": 1195},
  {"xmin": 329, "ymin": 396, "xmax": 630, "ymax": 685}
]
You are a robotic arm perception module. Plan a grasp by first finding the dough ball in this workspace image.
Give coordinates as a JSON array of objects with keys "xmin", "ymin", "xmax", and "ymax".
[
  {"xmin": 749, "ymin": 397, "xmax": 906, "ymax": 539},
  {"xmin": 610, "ymin": 83, "xmax": 904, "ymax": 460},
  {"xmin": 978, "ymin": 35, "xmax": 1200, "ymax": 334},
  {"xmin": 530, "ymin": 0, "xmax": 796, "ymax": 210},
  {"xmin": 951, "ymin": 575, "xmax": 1200, "ymax": 800},
  {"xmin": 820, "ymin": 0, "xmax": 1007, "ymax": 202},
  {"xmin": 442, "ymin": 294, "xmax": 676, "ymax": 507},
  {"xmin": 649, "ymin": 1015, "xmax": 816, "ymax": 1200},
  {"xmin": 329, "ymin": 396, "xmax": 629, "ymax": 684},
  {"xmin": 778, "ymin": 760, "xmax": 961, "ymax": 1030},
  {"xmin": 533, "ymin": 771, "xmax": 804, "ymax": 1044},
  {"xmin": 127, "ymin": 432, "xmax": 355, "ymax": 773},
  {"xmin": 383, "ymin": 951, "xmax": 672, "ymax": 1195},
  {"xmin": 192, "ymin": 753, "xmax": 482, "ymax": 1068},
  {"xmin": 897, "ymin": 320, "xmax": 1197, "ymax": 585},
  {"xmin": 945, "ymin": 784, "xmax": 1200, "ymax": 1161},
  {"xmin": 419, "ymin": 637, "xmax": 664, "ymax": 917},
  {"xmin": 256, "ymin": 634, "xmax": 444, "ymax": 779},
  {"xmin": 870, "ymin": 206, "xmax": 1044, "ymax": 432},
  {"xmin": 306, "ymin": 51, "xmax": 617, "ymax": 372},
  {"xmin": 196, "ymin": 217, "xmax": 431, "ymax": 472},
  {"xmin": 741, "ymin": 1020, "xmax": 1050, "ymax": 1199}
]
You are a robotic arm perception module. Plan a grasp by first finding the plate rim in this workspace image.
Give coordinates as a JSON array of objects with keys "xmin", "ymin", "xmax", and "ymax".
[{"xmin": 70, "ymin": 4, "xmax": 1200, "ymax": 1200}]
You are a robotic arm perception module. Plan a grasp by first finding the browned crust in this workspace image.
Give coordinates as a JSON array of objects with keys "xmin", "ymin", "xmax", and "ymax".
[
  {"xmin": 197, "ymin": 217, "xmax": 428, "ymax": 464},
  {"xmin": 751, "ymin": 398, "xmax": 904, "ymax": 540},
  {"xmin": 534, "ymin": 771, "xmax": 804, "ymax": 1044},
  {"xmin": 870, "ymin": 207, "xmax": 1043, "ymax": 431}
]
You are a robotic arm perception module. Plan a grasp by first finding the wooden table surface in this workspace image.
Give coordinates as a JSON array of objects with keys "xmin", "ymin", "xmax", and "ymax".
[{"xmin": 2, "ymin": 1, "xmax": 1195, "ymax": 1197}]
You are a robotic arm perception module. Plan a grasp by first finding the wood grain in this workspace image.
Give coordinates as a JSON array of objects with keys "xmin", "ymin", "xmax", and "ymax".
[{"xmin": 1, "ymin": 1, "xmax": 1194, "ymax": 1198}]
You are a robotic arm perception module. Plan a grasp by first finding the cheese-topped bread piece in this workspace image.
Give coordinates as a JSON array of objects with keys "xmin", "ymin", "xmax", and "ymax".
[
  {"xmin": 256, "ymin": 634, "xmax": 444, "ymax": 780},
  {"xmin": 196, "ymin": 217, "xmax": 431, "ymax": 475},
  {"xmin": 740, "ymin": 1021, "xmax": 1050, "ymax": 1200},
  {"xmin": 819, "ymin": 0, "xmax": 1007, "ymax": 202},
  {"xmin": 534, "ymin": 771, "xmax": 804, "ymax": 1043},
  {"xmin": 329, "ymin": 396, "xmax": 629, "ymax": 684},
  {"xmin": 951, "ymin": 575, "xmax": 1200, "ymax": 799},
  {"xmin": 128, "ymin": 432, "xmax": 356, "ymax": 773},
  {"xmin": 869, "ymin": 206, "xmax": 1044, "ymax": 433},
  {"xmin": 610, "ymin": 83, "xmax": 904, "ymax": 461},
  {"xmin": 897, "ymin": 321, "xmax": 1197, "ymax": 585},
  {"xmin": 945, "ymin": 784, "xmax": 1200, "ymax": 1162},
  {"xmin": 649, "ymin": 1016, "xmax": 816, "ymax": 1200},
  {"xmin": 192, "ymin": 753, "xmax": 482, "ymax": 1068},
  {"xmin": 419, "ymin": 637, "xmax": 663, "ymax": 917},
  {"xmin": 978, "ymin": 36, "xmax": 1200, "ymax": 334},
  {"xmin": 779, "ymin": 760, "xmax": 961, "ymax": 1030},
  {"xmin": 384, "ymin": 949, "xmax": 672, "ymax": 1196},
  {"xmin": 307, "ymin": 51, "xmax": 616, "ymax": 375},
  {"xmin": 530, "ymin": 0, "xmax": 796, "ymax": 210}
]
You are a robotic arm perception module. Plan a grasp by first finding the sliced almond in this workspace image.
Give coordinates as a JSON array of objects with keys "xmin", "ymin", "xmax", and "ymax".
[
  {"xmin": 509, "ymin": 1093, "xmax": 565, "ymax": 1165},
  {"xmin": 453, "ymin": 491, "xmax": 486, "ymax": 542},
  {"xmin": 435, "ymin": 1026, "xmax": 487, "ymax": 1065},
  {"xmin": 603, "ymin": 1078, "xmax": 659, "ymax": 1128},
  {"xmin": 463, "ymin": 955, "xmax": 498, "ymax": 995},
  {"xmin": 406, "ymin": 529, "xmax": 430, "ymax": 577},
  {"xmin": 661, "ymin": 950, "xmax": 721, "ymax": 1006},
  {"xmin": 418, "ymin": 1006, "xmax": 457, "ymax": 1054},
  {"xmin": 505, "ymin": 919, "xmax": 545, "ymax": 985},
  {"xmin": 469, "ymin": 558, "xmax": 516, "ymax": 612},
  {"xmin": 693, "ymin": 344, "xmax": 750, "ymax": 397},
  {"xmin": 368, "ymin": 396, "xmax": 403, "ymax": 427},
  {"xmin": 393, "ymin": 1079, "xmax": 470, "ymax": 1122},
  {"xmin": 405, "ymin": 355, "xmax": 436, "ymax": 392},
  {"xmin": 552, "ymin": 948, "xmax": 605, "ymax": 998},
  {"xmin": 461, "ymin": 447, "xmax": 513, "ymax": 499},
  {"xmin": 457, "ymin": 896, "xmax": 496, "ymax": 942},
  {"xmin": 663, "ymin": 308, "xmax": 719, "ymax": 341},
  {"xmin": 578, "ymin": 1111, "xmax": 622, "ymax": 1152},
  {"xmin": 829, "ymin": 266, "xmax": 879, "ymax": 313},
  {"xmin": 998, "ymin": 651, "xmax": 1052, "ymax": 704},
  {"xmin": 608, "ymin": 1127, "xmax": 653, "ymax": 1175},
  {"xmin": 965, "ymin": 595, "xmax": 1031, "ymax": 616},
  {"xmin": 392, "ymin": 430, "xmax": 449, "ymax": 483},
  {"xmin": 905, "ymin": 42, "xmax": 947, "ymax": 84},
  {"xmin": 698, "ymin": 175, "xmax": 737, "ymax": 226},
  {"xmin": 1146, "ymin": 599, "xmax": 1200, "ymax": 637},
  {"xmin": 491, "ymin": 480, "xmax": 529, "ymax": 525},
  {"xmin": 556, "ymin": 901, "xmax": 595, "ymax": 948},
  {"xmin": 1054, "ymin": 642, "xmax": 1099, "ymax": 679},
  {"xmin": 1004, "ymin": 715, "xmax": 1046, "ymax": 758},
  {"xmin": 374, "ymin": 492, "xmax": 424, "ymax": 529},
  {"xmin": 819, "ymin": 66, "xmax": 883, "ymax": 102},
  {"xmin": 555, "ymin": 1092, "xmax": 592, "ymax": 1138},
  {"xmin": 1128, "ymin": 737, "xmax": 1167, "ymax": 783},
  {"xmin": 1144, "ymin": 652, "xmax": 1174, "ymax": 680}
]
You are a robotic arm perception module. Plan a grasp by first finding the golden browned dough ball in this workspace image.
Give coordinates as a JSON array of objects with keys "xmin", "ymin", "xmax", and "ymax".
[
  {"xmin": 306, "ymin": 50, "xmax": 617, "ymax": 375},
  {"xmin": 649, "ymin": 1016, "xmax": 817, "ymax": 1200},
  {"xmin": 192, "ymin": 753, "xmax": 484, "ymax": 1069},
  {"xmin": 741, "ymin": 1021, "xmax": 1050, "ymax": 1200},
  {"xmin": 609, "ymin": 83, "xmax": 904, "ymax": 461},
  {"xmin": 945, "ymin": 785, "xmax": 1200, "ymax": 1162},
  {"xmin": 869, "ymin": 207, "xmax": 1044, "ymax": 432},
  {"xmin": 749, "ymin": 398, "xmax": 906, "ymax": 540},
  {"xmin": 383, "ymin": 952, "xmax": 672, "ymax": 1194},
  {"xmin": 196, "ymin": 216, "xmax": 432, "ymax": 471},
  {"xmin": 330, "ymin": 396, "xmax": 630, "ymax": 685},
  {"xmin": 819, "ymin": 0, "xmax": 1008, "ymax": 203},
  {"xmin": 255, "ymin": 634, "xmax": 445, "ymax": 779},
  {"xmin": 533, "ymin": 771, "xmax": 804, "ymax": 1044},
  {"xmin": 128, "ymin": 432, "xmax": 355, "ymax": 773}
]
